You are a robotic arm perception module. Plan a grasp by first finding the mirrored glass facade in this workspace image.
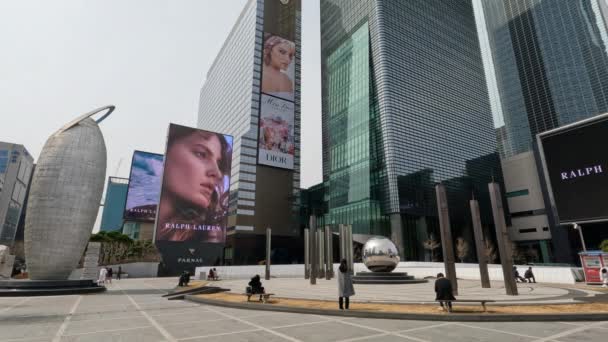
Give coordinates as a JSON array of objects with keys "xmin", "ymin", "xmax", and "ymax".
[
  {"xmin": 321, "ymin": 0, "xmax": 501, "ymax": 260},
  {"xmin": 482, "ymin": 0, "xmax": 608, "ymax": 158}
]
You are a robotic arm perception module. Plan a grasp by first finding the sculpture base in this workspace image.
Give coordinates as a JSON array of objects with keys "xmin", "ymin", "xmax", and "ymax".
[
  {"xmin": 352, "ymin": 272, "xmax": 428, "ymax": 284},
  {"xmin": 0, "ymin": 279, "xmax": 106, "ymax": 297}
]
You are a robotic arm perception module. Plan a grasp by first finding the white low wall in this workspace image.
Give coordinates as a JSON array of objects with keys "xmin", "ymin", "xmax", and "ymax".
[
  {"xmin": 197, "ymin": 262, "xmax": 582, "ymax": 284},
  {"xmin": 396, "ymin": 262, "xmax": 582, "ymax": 284},
  {"xmin": 70, "ymin": 262, "xmax": 159, "ymax": 279}
]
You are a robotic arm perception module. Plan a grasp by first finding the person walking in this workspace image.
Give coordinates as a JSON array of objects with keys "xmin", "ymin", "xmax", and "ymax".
[
  {"xmin": 524, "ymin": 267, "xmax": 536, "ymax": 283},
  {"xmin": 117, "ymin": 266, "xmax": 122, "ymax": 280},
  {"xmin": 435, "ymin": 273, "xmax": 456, "ymax": 312},
  {"xmin": 601, "ymin": 267, "xmax": 608, "ymax": 288},
  {"xmin": 337, "ymin": 258, "xmax": 355, "ymax": 310}
]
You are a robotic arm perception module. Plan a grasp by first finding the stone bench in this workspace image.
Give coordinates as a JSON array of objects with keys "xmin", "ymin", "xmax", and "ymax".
[
  {"xmin": 437, "ymin": 299, "xmax": 496, "ymax": 312},
  {"xmin": 244, "ymin": 292, "xmax": 275, "ymax": 303}
]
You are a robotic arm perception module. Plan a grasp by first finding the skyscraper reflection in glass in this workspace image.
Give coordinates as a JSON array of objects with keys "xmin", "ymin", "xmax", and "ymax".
[{"xmin": 321, "ymin": 0, "xmax": 502, "ymax": 261}]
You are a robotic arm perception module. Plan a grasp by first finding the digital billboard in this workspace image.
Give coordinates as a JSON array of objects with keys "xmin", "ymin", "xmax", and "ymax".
[
  {"xmin": 258, "ymin": 95, "xmax": 295, "ymax": 168},
  {"xmin": 538, "ymin": 115, "xmax": 608, "ymax": 223},
  {"xmin": 123, "ymin": 151, "xmax": 163, "ymax": 222},
  {"xmin": 257, "ymin": 0, "xmax": 300, "ymax": 170},
  {"xmin": 156, "ymin": 124, "xmax": 233, "ymax": 243}
]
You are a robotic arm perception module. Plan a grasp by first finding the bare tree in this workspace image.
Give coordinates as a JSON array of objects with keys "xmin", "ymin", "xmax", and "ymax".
[
  {"xmin": 455, "ymin": 237, "xmax": 469, "ymax": 263},
  {"xmin": 423, "ymin": 234, "xmax": 441, "ymax": 262},
  {"xmin": 484, "ymin": 238, "xmax": 498, "ymax": 264}
]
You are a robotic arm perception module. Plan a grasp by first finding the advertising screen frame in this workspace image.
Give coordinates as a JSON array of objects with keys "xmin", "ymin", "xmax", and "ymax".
[
  {"xmin": 537, "ymin": 112, "xmax": 608, "ymax": 225},
  {"xmin": 153, "ymin": 123, "xmax": 234, "ymax": 276},
  {"xmin": 123, "ymin": 150, "xmax": 164, "ymax": 222}
]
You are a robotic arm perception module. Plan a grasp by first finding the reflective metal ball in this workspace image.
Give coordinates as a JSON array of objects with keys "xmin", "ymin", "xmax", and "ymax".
[{"xmin": 362, "ymin": 236, "xmax": 400, "ymax": 272}]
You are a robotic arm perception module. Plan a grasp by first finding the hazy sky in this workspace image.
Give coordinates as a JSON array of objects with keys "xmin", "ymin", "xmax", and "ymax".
[{"xmin": 0, "ymin": 0, "xmax": 323, "ymax": 191}]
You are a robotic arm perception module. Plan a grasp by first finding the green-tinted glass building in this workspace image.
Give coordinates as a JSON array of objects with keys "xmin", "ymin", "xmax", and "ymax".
[{"xmin": 321, "ymin": 0, "xmax": 503, "ymax": 261}]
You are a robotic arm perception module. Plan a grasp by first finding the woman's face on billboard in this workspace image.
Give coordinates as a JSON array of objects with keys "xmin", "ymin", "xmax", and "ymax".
[
  {"xmin": 270, "ymin": 41, "xmax": 294, "ymax": 71},
  {"xmin": 165, "ymin": 133, "xmax": 223, "ymax": 209}
]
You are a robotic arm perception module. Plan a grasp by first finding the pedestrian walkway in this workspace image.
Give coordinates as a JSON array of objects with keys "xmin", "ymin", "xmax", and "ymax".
[
  {"xmin": 0, "ymin": 278, "xmax": 606, "ymax": 341},
  {"xmin": 213, "ymin": 278, "xmax": 602, "ymax": 304}
]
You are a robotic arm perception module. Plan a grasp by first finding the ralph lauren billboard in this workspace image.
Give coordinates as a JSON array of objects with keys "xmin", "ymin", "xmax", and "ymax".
[{"xmin": 538, "ymin": 114, "xmax": 608, "ymax": 224}]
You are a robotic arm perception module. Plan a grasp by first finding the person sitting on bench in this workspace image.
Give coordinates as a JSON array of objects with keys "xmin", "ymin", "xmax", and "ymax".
[
  {"xmin": 435, "ymin": 273, "xmax": 456, "ymax": 312},
  {"xmin": 212, "ymin": 268, "xmax": 219, "ymax": 280},
  {"xmin": 248, "ymin": 274, "xmax": 265, "ymax": 300},
  {"xmin": 513, "ymin": 266, "xmax": 527, "ymax": 283},
  {"xmin": 178, "ymin": 271, "xmax": 191, "ymax": 287},
  {"xmin": 207, "ymin": 268, "xmax": 215, "ymax": 281},
  {"xmin": 524, "ymin": 267, "xmax": 536, "ymax": 283}
]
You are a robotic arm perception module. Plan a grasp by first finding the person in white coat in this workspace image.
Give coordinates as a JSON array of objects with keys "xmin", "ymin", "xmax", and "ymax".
[
  {"xmin": 337, "ymin": 258, "xmax": 355, "ymax": 310},
  {"xmin": 97, "ymin": 267, "xmax": 107, "ymax": 286},
  {"xmin": 601, "ymin": 267, "xmax": 608, "ymax": 288}
]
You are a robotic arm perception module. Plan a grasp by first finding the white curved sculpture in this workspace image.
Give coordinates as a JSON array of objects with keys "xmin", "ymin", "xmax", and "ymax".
[
  {"xmin": 24, "ymin": 106, "xmax": 114, "ymax": 280},
  {"xmin": 362, "ymin": 236, "xmax": 401, "ymax": 272}
]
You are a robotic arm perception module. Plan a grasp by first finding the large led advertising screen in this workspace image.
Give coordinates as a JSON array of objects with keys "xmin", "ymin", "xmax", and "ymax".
[
  {"xmin": 156, "ymin": 124, "xmax": 233, "ymax": 243},
  {"xmin": 257, "ymin": 0, "xmax": 300, "ymax": 170},
  {"xmin": 539, "ymin": 116, "xmax": 608, "ymax": 223},
  {"xmin": 123, "ymin": 151, "xmax": 163, "ymax": 222},
  {"xmin": 155, "ymin": 124, "xmax": 233, "ymax": 275}
]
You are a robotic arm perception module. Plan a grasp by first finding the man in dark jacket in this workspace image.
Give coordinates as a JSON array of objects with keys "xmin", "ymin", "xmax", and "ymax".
[{"xmin": 435, "ymin": 273, "xmax": 456, "ymax": 312}]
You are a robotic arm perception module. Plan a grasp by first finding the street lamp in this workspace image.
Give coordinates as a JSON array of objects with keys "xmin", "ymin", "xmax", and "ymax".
[{"xmin": 572, "ymin": 223, "xmax": 587, "ymax": 252}]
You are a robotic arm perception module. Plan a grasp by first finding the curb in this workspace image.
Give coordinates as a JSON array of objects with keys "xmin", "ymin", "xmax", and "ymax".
[{"xmin": 185, "ymin": 295, "xmax": 608, "ymax": 322}]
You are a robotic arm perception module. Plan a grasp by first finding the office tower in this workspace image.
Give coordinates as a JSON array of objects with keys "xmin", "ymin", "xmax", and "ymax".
[
  {"xmin": 99, "ymin": 177, "xmax": 129, "ymax": 232},
  {"xmin": 481, "ymin": 0, "xmax": 608, "ymax": 262},
  {"xmin": 321, "ymin": 0, "xmax": 501, "ymax": 260},
  {"xmin": 0, "ymin": 142, "xmax": 34, "ymax": 245},
  {"xmin": 198, "ymin": 0, "xmax": 302, "ymax": 264}
]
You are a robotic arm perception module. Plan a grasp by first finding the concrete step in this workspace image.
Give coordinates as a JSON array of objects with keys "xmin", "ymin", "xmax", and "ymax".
[{"xmin": 352, "ymin": 278, "xmax": 428, "ymax": 284}]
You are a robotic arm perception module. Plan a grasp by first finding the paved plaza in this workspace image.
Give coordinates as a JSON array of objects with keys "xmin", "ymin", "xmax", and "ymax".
[
  {"xmin": 0, "ymin": 278, "xmax": 606, "ymax": 342},
  {"xmin": 214, "ymin": 277, "xmax": 603, "ymax": 304}
]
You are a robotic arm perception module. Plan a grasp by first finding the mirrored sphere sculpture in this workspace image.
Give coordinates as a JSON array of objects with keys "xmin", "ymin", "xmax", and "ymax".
[
  {"xmin": 24, "ymin": 106, "xmax": 114, "ymax": 280},
  {"xmin": 362, "ymin": 236, "xmax": 400, "ymax": 272}
]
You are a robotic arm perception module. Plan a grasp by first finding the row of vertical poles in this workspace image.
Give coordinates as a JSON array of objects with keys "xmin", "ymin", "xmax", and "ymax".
[
  {"xmin": 304, "ymin": 219, "xmax": 345, "ymax": 282},
  {"xmin": 435, "ymin": 182, "xmax": 518, "ymax": 296}
]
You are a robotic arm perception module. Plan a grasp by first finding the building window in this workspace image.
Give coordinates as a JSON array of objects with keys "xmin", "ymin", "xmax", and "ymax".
[{"xmin": 506, "ymin": 189, "xmax": 530, "ymax": 198}]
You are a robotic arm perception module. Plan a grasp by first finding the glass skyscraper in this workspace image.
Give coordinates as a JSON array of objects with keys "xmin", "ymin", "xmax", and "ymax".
[
  {"xmin": 321, "ymin": 0, "xmax": 502, "ymax": 261},
  {"xmin": 482, "ymin": 0, "xmax": 608, "ymax": 158},
  {"xmin": 480, "ymin": 0, "xmax": 608, "ymax": 262},
  {"xmin": 198, "ymin": 0, "xmax": 302, "ymax": 264}
]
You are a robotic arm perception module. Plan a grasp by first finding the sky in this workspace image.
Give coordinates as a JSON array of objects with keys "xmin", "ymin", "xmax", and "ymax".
[{"xmin": 0, "ymin": 0, "xmax": 323, "ymax": 190}]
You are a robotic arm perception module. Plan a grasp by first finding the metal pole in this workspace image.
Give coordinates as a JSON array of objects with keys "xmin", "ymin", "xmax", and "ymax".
[
  {"xmin": 574, "ymin": 223, "xmax": 587, "ymax": 252},
  {"xmin": 339, "ymin": 224, "xmax": 345, "ymax": 261},
  {"xmin": 310, "ymin": 216, "xmax": 317, "ymax": 285},
  {"xmin": 470, "ymin": 199, "xmax": 491, "ymax": 288},
  {"xmin": 347, "ymin": 225, "xmax": 354, "ymax": 274},
  {"xmin": 318, "ymin": 230, "xmax": 325, "ymax": 278},
  {"xmin": 304, "ymin": 228, "xmax": 309, "ymax": 279},
  {"xmin": 325, "ymin": 226, "xmax": 332, "ymax": 280},
  {"xmin": 489, "ymin": 182, "xmax": 518, "ymax": 296},
  {"xmin": 265, "ymin": 228, "xmax": 271, "ymax": 280},
  {"xmin": 435, "ymin": 184, "xmax": 458, "ymax": 295}
]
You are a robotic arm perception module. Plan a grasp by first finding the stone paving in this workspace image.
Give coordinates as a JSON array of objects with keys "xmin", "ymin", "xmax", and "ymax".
[
  {"xmin": 0, "ymin": 278, "xmax": 606, "ymax": 341},
  {"xmin": 214, "ymin": 277, "xmax": 603, "ymax": 304}
]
